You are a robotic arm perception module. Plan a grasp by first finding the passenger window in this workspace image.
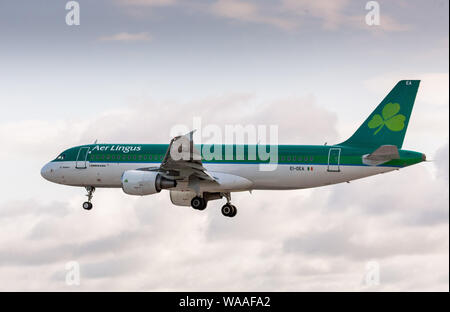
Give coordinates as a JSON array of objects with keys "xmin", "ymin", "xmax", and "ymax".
[{"xmin": 149, "ymin": 155, "xmax": 152, "ymax": 160}]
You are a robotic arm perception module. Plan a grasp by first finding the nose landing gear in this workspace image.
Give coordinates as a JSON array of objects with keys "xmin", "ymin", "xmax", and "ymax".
[{"xmin": 82, "ymin": 186, "xmax": 95, "ymax": 210}]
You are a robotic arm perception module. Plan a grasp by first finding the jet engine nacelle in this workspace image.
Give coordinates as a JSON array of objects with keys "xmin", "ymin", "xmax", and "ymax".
[{"xmin": 121, "ymin": 170, "xmax": 176, "ymax": 196}]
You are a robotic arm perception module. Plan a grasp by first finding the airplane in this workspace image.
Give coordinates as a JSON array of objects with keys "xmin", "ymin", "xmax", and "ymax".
[{"xmin": 41, "ymin": 80, "xmax": 426, "ymax": 217}]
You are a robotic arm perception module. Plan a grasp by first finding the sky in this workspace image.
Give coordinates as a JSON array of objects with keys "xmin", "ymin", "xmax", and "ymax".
[{"xmin": 0, "ymin": 0, "xmax": 448, "ymax": 291}]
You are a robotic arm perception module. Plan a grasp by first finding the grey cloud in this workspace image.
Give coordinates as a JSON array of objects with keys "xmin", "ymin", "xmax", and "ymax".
[
  {"xmin": 81, "ymin": 256, "xmax": 143, "ymax": 279},
  {"xmin": 0, "ymin": 230, "xmax": 141, "ymax": 267},
  {"xmin": 85, "ymin": 94, "xmax": 338, "ymax": 145},
  {"xmin": 325, "ymin": 165, "xmax": 449, "ymax": 227},
  {"xmin": 283, "ymin": 222, "xmax": 445, "ymax": 260},
  {"xmin": 0, "ymin": 200, "xmax": 70, "ymax": 219}
]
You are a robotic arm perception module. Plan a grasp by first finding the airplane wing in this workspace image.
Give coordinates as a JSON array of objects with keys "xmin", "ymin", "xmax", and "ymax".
[
  {"xmin": 140, "ymin": 131, "xmax": 217, "ymax": 183},
  {"xmin": 362, "ymin": 145, "xmax": 400, "ymax": 166}
]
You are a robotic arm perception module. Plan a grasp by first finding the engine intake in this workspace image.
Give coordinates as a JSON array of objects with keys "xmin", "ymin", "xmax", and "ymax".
[{"xmin": 121, "ymin": 170, "xmax": 176, "ymax": 196}]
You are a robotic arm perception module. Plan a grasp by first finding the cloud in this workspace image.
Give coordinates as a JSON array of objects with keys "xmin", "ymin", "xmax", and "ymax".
[
  {"xmin": 435, "ymin": 142, "xmax": 449, "ymax": 181},
  {"xmin": 0, "ymin": 94, "xmax": 447, "ymax": 291},
  {"xmin": 0, "ymin": 164, "xmax": 448, "ymax": 291},
  {"xmin": 0, "ymin": 200, "xmax": 70, "ymax": 219},
  {"xmin": 116, "ymin": 0, "xmax": 176, "ymax": 6},
  {"xmin": 211, "ymin": 0, "xmax": 297, "ymax": 30},
  {"xmin": 0, "ymin": 94, "xmax": 338, "ymax": 161},
  {"xmin": 364, "ymin": 73, "xmax": 449, "ymax": 107},
  {"xmin": 281, "ymin": 0, "xmax": 411, "ymax": 32},
  {"xmin": 117, "ymin": 0, "xmax": 411, "ymax": 32},
  {"xmin": 281, "ymin": 0, "xmax": 350, "ymax": 30},
  {"xmin": 284, "ymin": 222, "xmax": 445, "ymax": 259},
  {"xmin": 99, "ymin": 32, "xmax": 152, "ymax": 42}
]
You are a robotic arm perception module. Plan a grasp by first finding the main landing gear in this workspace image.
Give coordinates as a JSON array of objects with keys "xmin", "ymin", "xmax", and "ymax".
[
  {"xmin": 221, "ymin": 193, "xmax": 237, "ymax": 218},
  {"xmin": 190, "ymin": 193, "xmax": 237, "ymax": 217},
  {"xmin": 191, "ymin": 196, "xmax": 207, "ymax": 210},
  {"xmin": 221, "ymin": 203, "xmax": 237, "ymax": 218},
  {"xmin": 82, "ymin": 186, "xmax": 95, "ymax": 210}
]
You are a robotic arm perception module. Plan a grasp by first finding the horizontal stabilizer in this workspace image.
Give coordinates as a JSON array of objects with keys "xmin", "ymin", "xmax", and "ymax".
[{"xmin": 362, "ymin": 145, "xmax": 400, "ymax": 166}]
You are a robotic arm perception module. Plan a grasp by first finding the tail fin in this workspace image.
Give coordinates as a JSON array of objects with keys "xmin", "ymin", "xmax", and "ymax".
[{"xmin": 340, "ymin": 80, "xmax": 420, "ymax": 149}]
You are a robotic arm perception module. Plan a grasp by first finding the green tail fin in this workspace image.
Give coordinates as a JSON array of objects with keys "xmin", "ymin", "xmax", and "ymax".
[{"xmin": 340, "ymin": 80, "xmax": 420, "ymax": 149}]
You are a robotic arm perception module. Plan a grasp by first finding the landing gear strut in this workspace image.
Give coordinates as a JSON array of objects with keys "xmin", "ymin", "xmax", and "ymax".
[
  {"xmin": 82, "ymin": 186, "xmax": 95, "ymax": 210},
  {"xmin": 191, "ymin": 196, "xmax": 207, "ymax": 210},
  {"xmin": 221, "ymin": 193, "xmax": 237, "ymax": 217}
]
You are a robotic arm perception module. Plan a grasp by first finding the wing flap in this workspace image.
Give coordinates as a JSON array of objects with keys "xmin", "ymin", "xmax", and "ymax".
[{"xmin": 139, "ymin": 131, "xmax": 218, "ymax": 184}]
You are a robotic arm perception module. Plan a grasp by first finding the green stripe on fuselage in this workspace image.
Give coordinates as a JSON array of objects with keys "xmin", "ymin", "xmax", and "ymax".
[{"xmin": 52, "ymin": 144, "xmax": 424, "ymax": 168}]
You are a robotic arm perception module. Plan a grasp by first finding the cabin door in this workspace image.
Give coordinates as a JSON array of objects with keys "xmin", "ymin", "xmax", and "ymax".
[
  {"xmin": 76, "ymin": 147, "xmax": 90, "ymax": 169},
  {"xmin": 327, "ymin": 148, "xmax": 341, "ymax": 172}
]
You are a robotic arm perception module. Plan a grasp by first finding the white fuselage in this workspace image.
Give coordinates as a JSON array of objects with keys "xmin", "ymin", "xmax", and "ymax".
[{"xmin": 41, "ymin": 160, "xmax": 396, "ymax": 192}]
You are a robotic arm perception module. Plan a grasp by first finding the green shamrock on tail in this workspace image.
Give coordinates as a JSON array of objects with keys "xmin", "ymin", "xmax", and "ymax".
[{"xmin": 368, "ymin": 102, "xmax": 405, "ymax": 135}]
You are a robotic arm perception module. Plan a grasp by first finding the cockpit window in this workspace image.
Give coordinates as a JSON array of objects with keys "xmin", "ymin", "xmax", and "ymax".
[{"xmin": 56, "ymin": 154, "xmax": 66, "ymax": 160}]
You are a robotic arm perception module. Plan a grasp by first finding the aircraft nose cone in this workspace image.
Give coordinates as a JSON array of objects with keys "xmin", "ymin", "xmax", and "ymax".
[
  {"xmin": 41, "ymin": 163, "xmax": 53, "ymax": 181},
  {"xmin": 422, "ymin": 153, "xmax": 427, "ymax": 161}
]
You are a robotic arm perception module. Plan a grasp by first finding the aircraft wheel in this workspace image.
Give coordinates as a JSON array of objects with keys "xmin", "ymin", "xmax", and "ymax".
[
  {"xmin": 221, "ymin": 204, "xmax": 237, "ymax": 217},
  {"xmin": 191, "ymin": 197, "xmax": 207, "ymax": 210},
  {"xmin": 230, "ymin": 205, "xmax": 237, "ymax": 217},
  {"xmin": 82, "ymin": 202, "xmax": 93, "ymax": 210}
]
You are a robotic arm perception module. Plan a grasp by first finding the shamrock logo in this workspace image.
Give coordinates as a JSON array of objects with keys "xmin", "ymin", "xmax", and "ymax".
[{"xmin": 368, "ymin": 102, "xmax": 405, "ymax": 135}]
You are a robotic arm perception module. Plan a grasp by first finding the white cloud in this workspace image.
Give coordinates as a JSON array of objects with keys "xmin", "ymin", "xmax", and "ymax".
[
  {"xmin": 0, "ymin": 95, "xmax": 447, "ymax": 290},
  {"xmin": 0, "ymin": 155, "xmax": 447, "ymax": 290},
  {"xmin": 364, "ymin": 73, "xmax": 449, "ymax": 107}
]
